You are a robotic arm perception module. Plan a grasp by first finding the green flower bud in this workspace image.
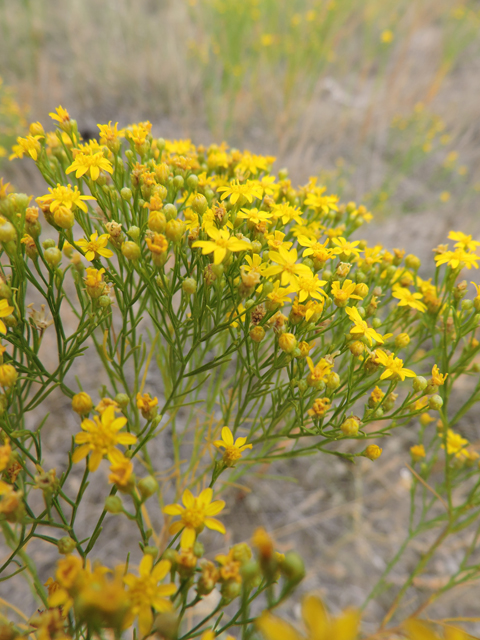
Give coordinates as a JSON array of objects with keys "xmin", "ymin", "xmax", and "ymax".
[
  {"xmin": 429, "ymin": 394, "xmax": 443, "ymax": 411},
  {"xmin": 122, "ymin": 241, "xmax": 141, "ymax": 261},
  {"xmin": 0, "ymin": 220, "xmax": 16, "ymax": 243},
  {"xmin": 143, "ymin": 546, "xmax": 158, "ymax": 559},
  {"xmin": 182, "ymin": 277, "xmax": 197, "ymax": 295},
  {"xmin": 413, "ymin": 376, "xmax": 427, "ymax": 393},
  {"xmin": 42, "ymin": 238, "xmax": 56, "ymax": 250},
  {"xmin": 105, "ymin": 495, "xmax": 123, "ymax": 514},
  {"xmin": 138, "ymin": 475, "xmax": 158, "ymax": 499},
  {"xmin": 57, "ymin": 536, "xmax": 77, "ymax": 554},
  {"xmin": 98, "ymin": 295, "xmax": 112, "ymax": 308},
  {"xmin": 325, "ymin": 371, "xmax": 340, "ymax": 390},
  {"xmin": 114, "ymin": 393, "xmax": 130, "ymax": 409},
  {"xmin": 163, "ymin": 203, "xmax": 177, "ymax": 221},
  {"xmin": 186, "ymin": 174, "xmax": 199, "ymax": 191},
  {"xmin": 127, "ymin": 226, "xmax": 140, "ymax": 241},
  {"xmin": 173, "ymin": 175, "xmax": 184, "ymax": 190},
  {"xmin": 281, "ymin": 551, "xmax": 305, "ymax": 585},
  {"xmin": 44, "ymin": 247, "xmax": 62, "ymax": 268},
  {"xmin": 191, "ymin": 193, "xmax": 208, "ymax": 215},
  {"xmin": 121, "ymin": 187, "xmax": 132, "ymax": 201},
  {"xmin": 153, "ymin": 611, "xmax": 179, "ymax": 640}
]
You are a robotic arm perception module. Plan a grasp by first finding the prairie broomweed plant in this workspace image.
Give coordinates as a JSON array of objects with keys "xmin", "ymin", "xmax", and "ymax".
[{"xmin": 1, "ymin": 108, "xmax": 480, "ymax": 637}]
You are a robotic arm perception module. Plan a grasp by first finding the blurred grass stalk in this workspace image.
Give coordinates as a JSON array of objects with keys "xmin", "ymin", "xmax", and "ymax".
[{"xmin": 0, "ymin": 0, "xmax": 479, "ymax": 214}]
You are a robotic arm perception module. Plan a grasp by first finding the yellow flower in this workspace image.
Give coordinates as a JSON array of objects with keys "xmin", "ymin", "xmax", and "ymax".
[
  {"xmin": 0, "ymin": 439, "xmax": 11, "ymax": 472},
  {"xmin": 192, "ymin": 227, "xmax": 250, "ymax": 265},
  {"xmin": 236, "ymin": 207, "xmax": 273, "ymax": 226},
  {"xmin": 381, "ymin": 29, "xmax": 394, "ymax": 43},
  {"xmin": 108, "ymin": 454, "xmax": 134, "ymax": 489},
  {"xmin": 270, "ymin": 202, "xmax": 304, "ymax": 225},
  {"xmin": 66, "ymin": 151, "xmax": 113, "ymax": 181},
  {"xmin": 37, "ymin": 184, "xmax": 95, "ymax": 213},
  {"xmin": 297, "ymin": 274, "xmax": 327, "ymax": 303},
  {"xmin": 431, "ymin": 364, "xmax": 447, "ymax": 386},
  {"xmin": 375, "ymin": 350, "xmax": 416, "ymax": 381},
  {"xmin": 266, "ymin": 281, "xmax": 293, "ymax": 308},
  {"xmin": 136, "ymin": 392, "xmax": 158, "ymax": 419},
  {"xmin": 11, "ymin": 134, "xmax": 44, "ymax": 161},
  {"xmin": 97, "ymin": 121, "xmax": 125, "ymax": 149},
  {"xmin": 304, "ymin": 188, "xmax": 339, "ymax": 214},
  {"xmin": 123, "ymin": 556, "xmax": 175, "ymax": 636},
  {"xmin": 163, "ymin": 488, "xmax": 226, "ymax": 549},
  {"xmin": 76, "ymin": 232, "xmax": 113, "ymax": 262},
  {"xmin": 330, "ymin": 280, "xmax": 362, "ymax": 307},
  {"xmin": 331, "ymin": 237, "xmax": 362, "ymax": 259},
  {"xmin": 392, "ymin": 285, "xmax": 427, "ymax": 313},
  {"xmin": 49, "ymin": 105, "xmax": 71, "ymax": 128},
  {"xmin": 263, "ymin": 246, "xmax": 312, "ymax": 289},
  {"xmin": 257, "ymin": 593, "xmax": 360, "ymax": 640},
  {"xmin": 72, "ymin": 406, "xmax": 137, "ymax": 472},
  {"xmin": 306, "ymin": 357, "xmax": 333, "ymax": 386},
  {"xmin": 345, "ymin": 306, "xmax": 384, "ymax": 346},
  {"xmin": 298, "ymin": 236, "xmax": 335, "ymax": 263},
  {"xmin": 435, "ymin": 248, "xmax": 479, "ymax": 270},
  {"xmin": 410, "ymin": 444, "xmax": 426, "ymax": 461},
  {"xmin": 217, "ymin": 179, "xmax": 263, "ymax": 204},
  {"xmin": 266, "ymin": 230, "xmax": 293, "ymax": 251},
  {"xmin": 441, "ymin": 429, "xmax": 469, "ymax": 458},
  {"xmin": 214, "ymin": 426, "xmax": 252, "ymax": 467},
  {"xmin": 448, "ymin": 230, "xmax": 480, "ymax": 252},
  {"xmin": 0, "ymin": 299, "xmax": 14, "ymax": 334}
]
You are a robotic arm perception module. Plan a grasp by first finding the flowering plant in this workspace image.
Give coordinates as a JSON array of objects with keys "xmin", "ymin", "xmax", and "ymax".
[{"xmin": 1, "ymin": 108, "xmax": 480, "ymax": 638}]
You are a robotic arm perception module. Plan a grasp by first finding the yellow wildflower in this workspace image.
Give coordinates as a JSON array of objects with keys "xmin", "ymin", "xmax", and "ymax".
[
  {"xmin": 37, "ymin": 184, "xmax": 95, "ymax": 213},
  {"xmin": 108, "ymin": 454, "xmax": 133, "ymax": 489},
  {"xmin": 236, "ymin": 207, "xmax": 273, "ymax": 226},
  {"xmin": 270, "ymin": 202, "xmax": 304, "ymax": 225},
  {"xmin": 136, "ymin": 392, "xmax": 158, "ymax": 419},
  {"xmin": 49, "ymin": 105, "xmax": 71, "ymax": 129},
  {"xmin": 392, "ymin": 285, "xmax": 427, "ymax": 312},
  {"xmin": 266, "ymin": 281, "xmax": 292, "ymax": 308},
  {"xmin": 448, "ymin": 230, "xmax": 480, "ymax": 252},
  {"xmin": 435, "ymin": 248, "xmax": 479, "ymax": 270},
  {"xmin": 123, "ymin": 556, "xmax": 175, "ymax": 636},
  {"xmin": 345, "ymin": 306, "xmax": 384, "ymax": 346},
  {"xmin": 297, "ymin": 274, "xmax": 327, "ymax": 302},
  {"xmin": 97, "ymin": 121, "xmax": 124, "ymax": 149},
  {"xmin": 72, "ymin": 406, "xmax": 137, "ymax": 472},
  {"xmin": 431, "ymin": 364, "xmax": 447, "ymax": 386},
  {"xmin": 331, "ymin": 279, "xmax": 362, "ymax": 307},
  {"xmin": 193, "ymin": 227, "xmax": 250, "ymax": 265},
  {"xmin": 257, "ymin": 593, "xmax": 360, "ymax": 640},
  {"xmin": 304, "ymin": 188, "xmax": 339, "ymax": 213},
  {"xmin": 375, "ymin": 350, "xmax": 416, "ymax": 381},
  {"xmin": 266, "ymin": 230, "xmax": 293, "ymax": 251},
  {"xmin": 410, "ymin": 444, "xmax": 426, "ymax": 461},
  {"xmin": 298, "ymin": 236, "xmax": 335, "ymax": 263},
  {"xmin": 76, "ymin": 232, "xmax": 113, "ymax": 262},
  {"xmin": 263, "ymin": 246, "xmax": 312, "ymax": 289},
  {"xmin": 0, "ymin": 299, "xmax": 14, "ymax": 334},
  {"xmin": 217, "ymin": 179, "xmax": 263, "ymax": 204},
  {"xmin": 331, "ymin": 237, "xmax": 362, "ymax": 259},
  {"xmin": 441, "ymin": 429, "xmax": 468, "ymax": 458},
  {"xmin": 11, "ymin": 134, "xmax": 43, "ymax": 161},
  {"xmin": 306, "ymin": 357, "xmax": 333, "ymax": 386},
  {"xmin": 66, "ymin": 151, "xmax": 113, "ymax": 181},
  {"xmin": 163, "ymin": 488, "xmax": 226, "ymax": 549},
  {"xmin": 214, "ymin": 426, "xmax": 252, "ymax": 467}
]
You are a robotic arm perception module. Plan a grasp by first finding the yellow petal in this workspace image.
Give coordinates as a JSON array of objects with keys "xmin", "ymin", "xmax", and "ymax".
[
  {"xmin": 302, "ymin": 594, "xmax": 328, "ymax": 637},
  {"xmin": 221, "ymin": 427, "xmax": 234, "ymax": 446},
  {"xmin": 182, "ymin": 488, "xmax": 194, "ymax": 508},
  {"xmin": 256, "ymin": 612, "xmax": 301, "ymax": 640},
  {"xmin": 204, "ymin": 517, "xmax": 226, "ymax": 533},
  {"xmin": 139, "ymin": 553, "xmax": 153, "ymax": 577},
  {"xmin": 205, "ymin": 499, "xmax": 225, "ymax": 516},
  {"xmin": 180, "ymin": 526, "xmax": 196, "ymax": 549}
]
